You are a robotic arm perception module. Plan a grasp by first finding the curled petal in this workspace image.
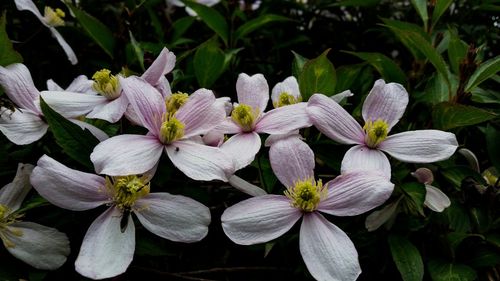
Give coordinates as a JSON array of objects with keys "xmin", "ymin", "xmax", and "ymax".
[
  {"xmin": 0, "ymin": 108, "xmax": 48, "ymax": 145},
  {"xmin": 424, "ymin": 184, "xmax": 451, "ymax": 212},
  {"xmin": 255, "ymin": 102, "xmax": 312, "ymax": 135},
  {"xmin": 49, "ymin": 27, "xmax": 78, "ymax": 65},
  {"xmin": 65, "ymin": 75, "xmax": 95, "ymax": 93},
  {"xmin": 330, "ymin": 90, "xmax": 354, "ymax": 103},
  {"xmin": 365, "ymin": 198, "xmax": 401, "ymax": 232},
  {"xmin": 14, "ymin": 0, "xmax": 46, "ymax": 26},
  {"xmin": 0, "ymin": 64, "xmax": 40, "ymax": 112},
  {"xmin": 236, "ymin": 73, "xmax": 269, "ymax": 114},
  {"xmin": 220, "ymin": 132, "xmax": 261, "ymax": 171},
  {"xmin": 141, "ymin": 47, "xmax": 176, "ymax": 86},
  {"xmin": 0, "ymin": 163, "xmax": 34, "ymax": 213},
  {"xmin": 341, "ymin": 145, "xmax": 391, "ymax": 180},
  {"xmin": 46, "ymin": 79, "xmax": 64, "ymax": 91},
  {"xmin": 69, "ymin": 119, "xmax": 109, "ymax": 141},
  {"xmin": 228, "ymin": 175, "xmax": 267, "ymax": 197}
]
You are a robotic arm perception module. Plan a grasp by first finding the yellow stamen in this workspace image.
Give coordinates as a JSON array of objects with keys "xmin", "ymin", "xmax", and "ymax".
[
  {"xmin": 106, "ymin": 176, "xmax": 150, "ymax": 210},
  {"xmin": 273, "ymin": 92, "xmax": 301, "ymax": 108},
  {"xmin": 231, "ymin": 104, "xmax": 259, "ymax": 132},
  {"xmin": 0, "ymin": 204, "xmax": 24, "ymax": 248},
  {"xmin": 44, "ymin": 6, "xmax": 65, "ymax": 27},
  {"xmin": 92, "ymin": 69, "xmax": 121, "ymax": 99},
  {"xmin": 284, "ymin": 177, "xmax": 327, "ymax": 212},
  {"xmin": 160, "ymin": 116, "xmax": 185, "ymax": 144},
  {"xmin": 166, "ymin": 92, "xmax": 189, "ymax": 114},
  {"xmin": 364, "ymin": 119, "xmax": 389, "ymax": 148}
]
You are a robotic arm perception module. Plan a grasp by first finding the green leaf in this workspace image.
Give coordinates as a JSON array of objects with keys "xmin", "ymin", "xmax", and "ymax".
[
  {"xmin": 381, "ymin": 19, "xmax": 430, "ymax": 60},
  {"xmin": 465, "ymin": 56, "xmax": 500, "ymax": 92},
  {"xmin": 431, "ymin": 0, "xmax": 453, "ymax": 29},
  {"xmin": 129, "ymin": 30, "xmax": 145, "ymax": 71},
  {"xmin": 182, "ymin": 1, "xmax": 228, "ymax": 45},
  {"xmin": 417, "ymin": 73, "xmax": 453, "ymax": 104},
  {"xmin": 15, "ymin": 196, "xmax": 50, "ymax": 214},
  {"xmin": 441, "ymin": 165, "xmax": 486, "ymax": 190},
  {"xmin": 343, "ymin": 51, "xmax": 407, "ymax": 85},
  {"xmin": 194, "ymin": 39, "xmax": 225, "ymax": 88},
  {"xmin": 446, "ymin": 232, "xmax": 484, "ymax": 257},
  {"xmin": 234, "ymin": 14, "xmax": 290, "ymax": 43},
  {"xmin": 411, "ymin": 0, "xmax": 428, "ymax": 31},
  {"xmin": 68, "ymin": 4, "xmax": 115, "ymax": 58},
  {"xmin": 427, "ymin": 260, "xmax": 477, "ymax": 281},
  {"xmin": 0, "ymin": 11, "xmax": 23, "ymax": 66},
  {"xmin": 40, "ymin": 98, "xmax": 99, "ymax": 169},
  {"xmin": 335, "ymin": 64, "xmax": 365, "ymax": 93},
  {"xmin": 437, "ymin": 199, "xmax": 471, "ymax": 232},
  {"xmin": 171, "ymin": 16, "xmax": 195, "ymax": 42},
  {"xmin": 400, "ymin": 182, "xmax": 426, "ymax": 216},
  {"xmin": 432, "ymin": 102, "xmax": 497, "ymax": 130},
  {"xmin": 447, "ymin": 31, "xmax": 468, "ymax": 75},
  {"xmin": 329, "ymin": 0, "xmax": 382, "ymax": 7},
  {"xmin": 291, "ymin": 51, "xmax": 308, "ymax": 78},
  {"xmin": 388, "ymin": 235, "xmax": 424, "ymax": 281},
  {"xmin": 298, "ymin": 49, "xmax": 336, "ymax": 100},
  {"xmin": 486, "ymin": 124, "xmax": 500, "ymax": 172}
]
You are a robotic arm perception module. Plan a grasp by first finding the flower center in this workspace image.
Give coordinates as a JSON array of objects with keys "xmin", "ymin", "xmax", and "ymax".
[
  {"xmin": 0, "ymin": 204, "xmax": 24, "ymax": 248},
  {"xmin": 165, "ymin": 92, "xmax": 189, "ymax": 114},
  {"xmin": 44, "ymin": 6, "xmax": 66, "ymax": 27},
  {"xmin": 231, "ymin": 104, "xmax": 259, "ymax": 132},
  {"xmin": 364, "ymin": 118, "xmax": 389, "ymax": 148},
  {"xmin": 106, "ymin": 176, "xmax": 150, "ymax": 210},
  {"xmin": 159, "ymin": 116, "xmax": 185, "ymax": 144},
  {"xmin": 274, "ymin": 92, "xmax": 301, "ymax": 108},
  {"xmin": 92, "ymin": 69, "xmax": 121, "ymax": 99},
  {"xmin": 284, "ymin": 177, "xmax": 327, "ymax": 212}
]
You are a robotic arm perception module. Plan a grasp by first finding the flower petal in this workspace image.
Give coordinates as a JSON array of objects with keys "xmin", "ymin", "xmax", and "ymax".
[
  {"xmin": 75, "ymin": 207, "xmax": 135, "ymax": 280},
  {"xmin": 330, "ymin": 89, "xmax": 354, "ymax": 103},
  {"xmin": 0, "ymin": 64, "xmax": 40, "ymax": 112},
  {"xmin": 5, "ymin": 222, "xmax": 70, "ymax": 270},
  {"xmin": 365, "ymin": 198, "xmax": 401, "ymax": 232},
  {"xmin": 255, "ymin": 102, "xmax": 312, "ymax": 134},
  {"xmin": 221, "ymin": 195, "xmax": 302, "ymax": 245},
  {"xmin": 341, "ymin": 145, "xmax": 391, "ymax": 179},
  {"xmin": 263, "ymin": 130, "xmax": 300, "ymax": 147},
  {"xmin": 141, "ymin": 47, "xmax": 176, "ymax": 86},
  {"xmin": 220, "ymin": 132, "xmax": 261, "ymax": 171},
  {"xmin": 214, "ymin": 117, "xmax": 242, "ymax": 134},
  {"xmin": 31, "ymin": 155, "xmax": 109, "ymax": 211},
  {"xmin": 134, "ymin": 193, "xmax": 210, "ymax": 242},
  {"xmin": 271, "ymin": 76, "xmax": 301, "ymax": 106},
  {"xmin": 40, "ymin": 91, "xmax": 108, "ymax": 118},
  {"xmin": 307, "ymin": 93, "xmax": 364, "ymax": 145},
  {"xmin": 69, "ymin": 119, "xmax": 109, "ymax": 141},
  {"xmin": 91, "ymin": 134, "xmax": 164, "ymax": 176},
  {"xmin": 166, "ymin": 140, "xmax": 234, "ymax": 182},
  {"xmin": 86, "ymin": 94, "xmax": 129, "ymax": 123},
  {"xmin": 379, "ymin": 130, "xmax": 458, "ymax": 163},
  {"xmin": 300, "ymin": 212, "xmax": 361, "ymax": 281},
  {"xmin": 46, "ymin": 79, "xmax": 64, "ymax": 91},
  {"xmin": 49, "ymin": 27, "xmax": 78, "ymax": 65},
  {"xmin": 14, "ymin": 0, "xmax": 46, "ymax": 25},
  {"xmin": 228, "ymin": 175, "xmax": 267, "ymax": 197},
  {"xmin": 236, "ymin": 73, "xmax": 269, "ymax": 114},
  {"xmin": 0, "ymin": 163, "xmax": 34, "ymax": 213},
  {"xmin": 362, "ymin": 79, "xmax": 408, "ymax": 130},
  {"xmin": 0, "ymin": 108, "xmax": 48, "ymax": 145},
  {"xmin": 424, "ymin": 184, "xmax": 451, "ymax": 212},
  {"xmin": 269, "ymin": 134, "xmax": 314, "ymax": 187},
  {"xmin": 65, "ymin": 75, "xmax": 95, "ymax": 93},
  {"xmin": 318, "ymin": 171, "xmax": 394, "ymax": 216}
]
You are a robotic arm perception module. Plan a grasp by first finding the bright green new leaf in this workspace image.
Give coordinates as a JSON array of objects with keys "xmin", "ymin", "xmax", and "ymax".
[
  {"xmin": 0, "ymin": 12, "xmax": 23, "ymax": 66},
  {"xmin": 465, "ymin": 56, "xmax": 500, "ymax": 92},
  {"xmin": 298, "ymin": 49, "xmax": 336, "ymax": 100},
  {"xmin": 343, "ymin": 51, "xmax": 406, "ymax": 85},
  {"xmin": 427, "ymin": 260, "xmax": 477, "ymax": 281},
  {"xmin": 234, "ymin": 14, "xmax": 291, "ymax": 43},
  {"xmin": 432, "ymin": 102, "xmax": 497, "ymax": 130},
  {"xmin": 388, "ymin": 235, "xmax": 424, "ymax": 281},
  {"xmin": 182, "ymin": 1, "xmax": 228, "ymax": 45},
  {"xmin": 194, "ymin": 39, "xmax": 225, "ymax": 88},
  {"xmin": 411, "ymin": 0, "xmax": 428, "ymax": 31}
]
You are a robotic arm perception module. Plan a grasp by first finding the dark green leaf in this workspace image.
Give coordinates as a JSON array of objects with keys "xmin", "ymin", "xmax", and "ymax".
[
  {"xmin": 15, "ymin": 196, "xmax": 50, "ymax": 214},
  {"xmin": 441, "ymin": 165, "xmax": 486, "ymax": 190},
  {"xmin": 465, "ymin": 56, "xmax": 500, "ymax": 92},
  {"xmin": 182, "ymin": 1, "xmax": 228, "ymax": 45},
  {"xmin": 411, "ymin": 0, "xmax": 428, "ymax": 30},
  {"xmin": 427, "ymin": 260, "xmax": 477, "ymax": 281},
  {"xmin": 381, "ymin": 19, "xmax": 430, "ymax": 60},
  {"xmin": 432, "ymin": 102, "xmax": 497, "ymax": 130},
  {"xmin": 171, "ymin": 16, "xmax": 195, "ymax": 42},
  {"xmin": 0, "ymin": 11, "xmax": 23, "ymax": 66},
  {"xmin": 437, "ymin": 199, "xmax": 471, "ymax": 232},
  {"xmin": 291, "ymin": 51, "xmax": 308, "ymax": 78},
  {"xmin": 194, "ymin": 39, "xmax": 225, "ymax": 88},
  {"xmin": 329, "ymin": 0, "xmax": 382, "ymax": 7},
  {"xmin": 486, "ymin": 234, "xmax": 500, "ymax": 248},
  {"xmin": 401, "ymin": 182, "xmax": 426, "ymax": 216},
  {"xmin": 388, "ymin": 235, "xmax": 424, "ymax": 281},
  {"xmin": 40, "ymin": 98, "xmax": 99, "ymax": 169},
  {"xmin": 335, "ymin": 64, "xmax": 364, "ymax": 93},
  {"xmin": 446, "ymin": 232, "xmax": 484, "ymax": 257},
  {"xmin": 234, "ymin": 14, "xmax": 290, "ymax": 43},
  {"xmin": 298, "ymin": 49, "xmax": 336, "ymax": 100},
  {"xmin": 447, "ymin": 31, "xmax": 468, "ymax": 74},
  {"xmin": 486, "ymin": 124, "xmax": 500, "ymax": 172},
  {"xmin": 431, "ymin": 0, "xmax": 454, "ymax": 29},
  {"xmin": 467, "ymin": 247, "xmax": 500, "ymax": 267},
  {"xmin": 343, "ymin": 51, "xmax": 407, "ymax": 85},
  {"xmin": 129, "ymin": 30, "xmax": 145, "ymax": 71}
]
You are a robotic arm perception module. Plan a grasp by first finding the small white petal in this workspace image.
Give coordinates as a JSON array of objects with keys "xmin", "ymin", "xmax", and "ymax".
[
  {"xmin": 424, "ymin": 184, "xmax": 451, "ymax": 212},
  {"xmin": 365, "ymin": 199, "xmax": 401, "ymax": 232},
  {"xmin": 0, "ymin": 108, "xmax": 48, "ymax": 145},
  {"xmin": 228, "ymin": 175, "xmax": 267, "ymax": 197},
  {"xmin": 236, "ymin": 73, "xmax": 269, "ymax": 114},
  {"xmin": 220, "ymin": 132, "xmax": 261, "ymax": 171},
  {"xmin": 0, "ymin": 163, "xmax": 34, "ymax": 213},
  {"xmin": 341, "ymin": 145, "xmax": 391, "ymax": 179}
]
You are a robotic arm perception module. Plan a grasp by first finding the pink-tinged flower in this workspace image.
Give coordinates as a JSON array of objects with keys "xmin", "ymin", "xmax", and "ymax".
[
  {"xmin": 30, "ymin": 155, "xmax": 210, "ymax": 279},
  {"xmin": 46, "ymin": 75, "xmax": 95, "ymax": 94},
  {"xmin": 14, "ymin": 0, "xmax": 77, "ymax": 65},
  {"xmin": 307, "ymin": 79, "xmax": 458, "ymax": 179},
  {"xmin": 218, "ymin": 73, "xmax": 312, "ymax": 171},
  {"xmin": 411, "ymin": 168, "xmax": 451, "ymax": 212},
  {"xmin": 222, "ymin": 134, "xmax": 394, "ymax": 281},
  {"xmin": 40, "ymin": 48, "xmax": 176, "ymax": 123},
  {"xmin": 0, "ymin": 163, "xmax": 70, "ymax": 270},
  {"xmin": 0, "ymin": 64, "xmax": 108, "ymax": 145},
  {"xmin": 90, "ymin": 76, "xmax": 234, "ymax": 181}
]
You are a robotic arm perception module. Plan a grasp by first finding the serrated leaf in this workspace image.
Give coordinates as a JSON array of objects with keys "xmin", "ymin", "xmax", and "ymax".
[
  {"xmin": 40, "ymin": 98, "xmax": 99, "ymax": 169},
  {"xmin": 465, "ymin": 56, "xmax": 500, "ymax": 92},
  {"xmin": 427, "ymin": 260, "xmax": 477, "ymax": 281},
  {"xmin": 194, "ymin": 39, "xmax": 225, "ymax": 88},
  {"xmin": 343, "ymin": 51, "xmax": 406, "ymax": 85},
  {"xmin": 432, "ymin": 102, "xmax": 497, "ymax": 130},
  {"xmin": 0, "ymin": 11, "xmax": 23, "ymax": 66},
  {"xmin": 401, "ymin": 182, "xmax": 426, "ymax": 216},
  {"xmin": 298, "ymin": 49, "xmax": 336, "ymax": 100},
  {"xmin": 234, "ymin": 14, "xmax": 290, "ymax": 42},
  {"xmin": 431, "ymin": 0, "xmax": 453, "ymax": 28},
  {"xmin": 411, "ymin": 0, "xmax": 428, "ymax": 31},
  {"xmin": 486, "ymin": 124, "xmax": 500, "ymax": 172},
  {"xmin": 68, "ymin": 4, "xmax": 115, "ymax": 58},
  {"xmin": 183, "ymin": 1, "xmax": 228, "ymax": 45},
  {"xmin": 388, "ymin": 235, "xmax": 424, "ymax": 281}
]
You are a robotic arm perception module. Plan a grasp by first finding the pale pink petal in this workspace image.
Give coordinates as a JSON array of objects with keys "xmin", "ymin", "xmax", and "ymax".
[
  {"xmin": 215, "ymin": 117, "xmax": 242, "ymax": 134},
  {"xmin": 365, "ymin": 199, "xmax": 401, "ymax": 232},
  {"xmin": 318, "ymin": 171, "xmax": 394, "ymax": 216},
  {"xmin": 166, "ymin": 140, "xmax": 234, "ymax": 182},
  {"xmin": 176, "ymin": 89, "xmax": 225, "ymax": 138},
  {"xmin": 330, "ymin": 89, "xmax": 354, "ymax": 103},
  {"xmin": 91, "ymin": 134, "xmax": 164, "ymax": 176},
  {"xmin": 141, "ymin": 47, "xmax": 176, "ymax": 85},
  {"xmin": 307, "ymin": 94, "xmax": 364, "ymax": 145},
  {"xmin": 65, "ymin": 75, "xmax": 95, "ymax": 93},
  {"xmin": 5, "ymin": 222, "xmax": 70, "ymax": 270},
  {"xmin": 424, "ymin": 184, "xmax": 451, "ymax": 212},
  {"xmin": 221, "ymin": 195, "xmax": 302, "ymax": 245},
  {"xmin": 228, "ymin": 175, "xmax": 267, "ymax": 196},
  {"xmin": 362, "ymin": 79, "xmax": 408, "ymax": 130},
  {"xmin": 255, "ymin": 102, "xmax": 312, "ymax": 134},
  {"xmin": 0, "ymin": 108, "xmax": 48, "ymax": 145},
  {"xmin": 264, "ymin": 130, "xmax": 300, "ymax": 147},
  {"xmin": 0, "ymin": 64, "xmax": 40, "ymax": 112},
  {"xmin": 40, "ymin": 91, "xmax": 108, "ymax": 118},
  {"xmin": 86, "ymin": 94, "xmax": 129, "ymax": 123},
  {"xmin": 236, "ymin": 73, "xmax": 269, "ymax": 114},
  {"xmin": 0, "ymin": 163, "xmax": 34, "ymax": 213},
  {"xmin": 379, "ymin": 130, "xmax": 458, "ymax": 163},
  {"xmin": 75, "ymin": 207, "xmax": 135, "ymax": 280},
  {"xmin": 49, "ymin": 27, "xmax": 78, "ymax": 65},
  {"xmin": 269, "ymin": 134, "xmax": 314, "ymax": 187},
  {"xmin": 271, "ymin": 76, "xmax": 300, "ymax": 106},
  {"xmin": 46, "ymin": 79, "xmax": 64, "ymax": 91},
  {"xmin": 120, "ymin": 76, "xmax": 165, "ymax": 134},
  {"xmin": 69, "ymin": 119, "xmax": 109, "ymax": 141},
  {"xmin": 300, "ymin": 213, "xmax": 361, "ymax": 281},
  {"xmin": 202, "ymin": 129, "xmax": 225, "ymax": 147},
  {"xmin": 220, "ymin": 132, "xmax": 261, "ymax": 171},
  {"xmin": 341, "ymin": 145, "xmax": 391, "ymax": 179},
  {"xmin": 411, "ymin": 168, "xmax": 434, "ymax": 184},
  {"xmin": 14, "ymin": 0, "xmax": 46, "ymax": 25},
  {"xmin": 134, "ymin": 193, "xmax": 210, "ymax": 242},
  {"xmin": 154, "ymin": 76, "xmax": 172, "ymax": 98},
  {"xmin": 31, "ymin": 155, "xmax": 110, "ymax": 211}
]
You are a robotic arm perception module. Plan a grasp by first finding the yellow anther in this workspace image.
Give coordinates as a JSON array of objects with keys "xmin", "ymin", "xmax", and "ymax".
[
  {"xmin": 364, "ymin": 118, "xmax": 389, "ymax": 148},
  {"xmin": 160, "ymin": 116, "xmax": 185, "ymax": 144},
  {"xmin": 106, "ymin": 176, "xmax": 150, "ymax": 210},
  {"xmin": 231, "ymin": 104, "xmax": 259, "ymax": 132},
  {"xmin": 166, "ymin": 92, "xmax": 189, "ymax": 114},
  {"xmin": 274, "ymin": 92, "xmax": 301, "ymax": 108},
  {"xmin": 284, "ymin": 177, "xmax": 327, "ymax": 212},
  {"xmin": 44, "ymin": 6, "xmax": 65, "ymax": 27},
  {"xmin": 0, "ymin": 205, "xmax": 7, "ymax": 220},
  {"xmin": 92, "ymin": 69, "xmax": 121, "ymax": 99}
]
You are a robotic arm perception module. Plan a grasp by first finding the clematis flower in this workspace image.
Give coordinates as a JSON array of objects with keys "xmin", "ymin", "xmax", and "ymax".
[
  {"xmin": 222, "ymin": 134, "xmax": 394, "ymax": 281},
  {"xmin": 14, "ymin": 0, "xmax": 77, "ymax": 65},
  {"xmin": 90, "ymin": 76, "xmax": 234, "ymax": 181},
  {"xmin": 411, "ymin": 167, "xmax": 451, "ymax": 212},
  {"xmin": 30, "ymin": 155, "xmax": 211, "ymax": 279},
  {"xmin": 307, "ymin": 79, "xmax": 458, "ymax": 179},
  {"xmin": 0, "ymin": 64, "xmax": 108, "ymax": 144},
  {"xmin": 0, "ymin": 163, "xmax": 70, "ymax": 270}
]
